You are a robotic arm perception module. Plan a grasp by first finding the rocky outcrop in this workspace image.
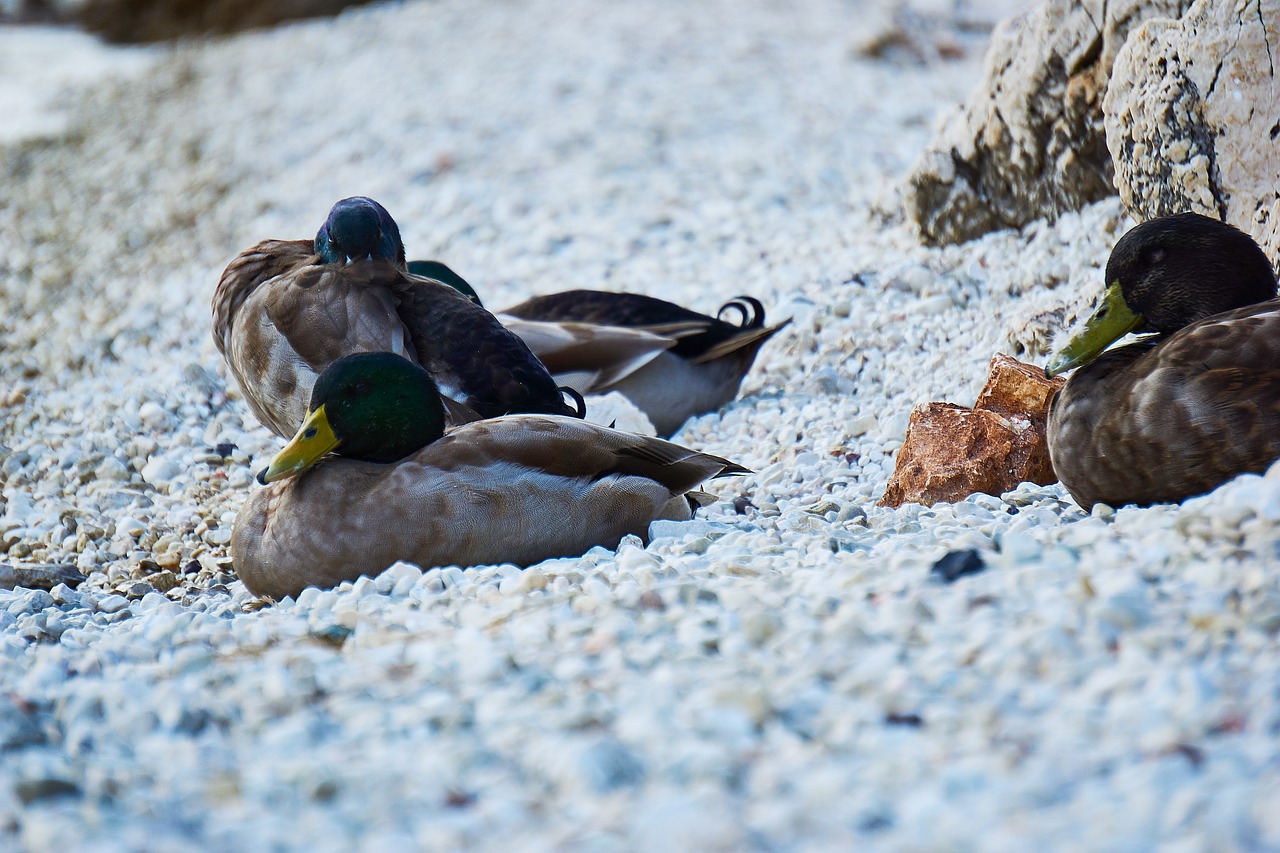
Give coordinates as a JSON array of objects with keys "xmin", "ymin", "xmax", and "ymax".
[
  {"xmin": 880, "ymin": 354, "xmax": 1064, "ymax": 507},
  {"xmin": 903, "ymin": 0, "xmax": 1194, "ymax": 246},
  {"xmin": 3, "ymin": 0, "xmax": 375, "ymax": 42},
  {"xmin": 1104, "ymin": 0, "xmax": 1280, "ymax": 266}
]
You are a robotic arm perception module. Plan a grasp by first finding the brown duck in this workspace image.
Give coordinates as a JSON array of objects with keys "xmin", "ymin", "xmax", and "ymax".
[
  {"xmin": 233, "ymin": 352, "xmax": 748, "ymax": 600},
  {"xmin": 212, "ymin": 197, "xmax": 581, "ymax": 438},
  {"xmin": 1045, "ymin": 212, "xmax": 1280, "ymax": 509}
]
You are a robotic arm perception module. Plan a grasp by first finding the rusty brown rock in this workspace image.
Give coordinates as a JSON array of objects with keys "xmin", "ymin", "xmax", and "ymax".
[
  {"xmin": 974, "ymin": 352, "xmax": 1064, "ymax": 425},
  {"xmin": 879, "ymin": 354, "xmax": 1065, "ymax": 508}
]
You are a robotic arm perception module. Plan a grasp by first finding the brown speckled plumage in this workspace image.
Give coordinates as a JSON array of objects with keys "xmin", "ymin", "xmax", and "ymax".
[{"xmin": 211, "ymin": 243, "xmax": 578, "ymax": 437}]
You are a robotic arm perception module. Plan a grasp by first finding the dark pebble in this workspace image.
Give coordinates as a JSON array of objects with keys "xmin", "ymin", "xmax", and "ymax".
[
  {"xmin": 14, "ymin": 777, "xmax": 80, "ymax": 805},
  {"xmin": 312, "ymin": 624, "xmax": 353, "ymax": 648},
  {"xmin": 930, "ymin": 549, "xmax": 986, "ymax": 583}
]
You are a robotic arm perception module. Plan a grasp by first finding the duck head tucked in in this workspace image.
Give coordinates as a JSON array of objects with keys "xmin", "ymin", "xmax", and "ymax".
[
  {"xmin": 314, "ymin": 196, "xmax": 407, "ymax": 266},
  {"xmin": 259, "ymin": 352, "xmax": 444, "ymax": 484},
  {"xmin": 1045, "ymin": 212, "xmax": 1280, "ymax": 510},
  {"xmin": 1045, "ymin": 212, "xmax": 1277, "ymax": 377},
  {"xmin": 407, "ymin": 259, "xmax": 484, "ymax": 306}
]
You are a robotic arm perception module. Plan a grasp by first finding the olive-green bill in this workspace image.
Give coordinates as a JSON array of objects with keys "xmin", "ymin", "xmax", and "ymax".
[
  {"xmin": 257, "ymin": 404, "xmax": 341, "ymax": 484},
  {"xmin": 1044, "ymin": 281, "xmax": 1143, "ymax": 378}
]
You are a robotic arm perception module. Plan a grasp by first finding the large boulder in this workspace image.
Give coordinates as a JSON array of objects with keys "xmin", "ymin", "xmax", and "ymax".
[
  {"xmin": 903, "ymin": 0, "xmax": 1191, "ymax": 246},
  {"xmin": 1104, "ymin": 0, "xmax": 1280, "ymax": 266},
  {"xmin": 3, "ymin": 0, "xmax": 375, "ymax": 42}
]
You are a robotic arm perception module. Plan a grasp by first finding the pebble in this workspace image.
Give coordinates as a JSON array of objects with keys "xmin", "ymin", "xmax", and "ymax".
[
  {"xmin": 93, "ymin": 594, "xmax": 129, "ymax": 614},
  {"xmin": 140, "ymin": 453, "xmax": 183, "ymax": 486},
  {"xmin": 0, "ymin": 1, "xmax": 1272, "ymax": 851}
]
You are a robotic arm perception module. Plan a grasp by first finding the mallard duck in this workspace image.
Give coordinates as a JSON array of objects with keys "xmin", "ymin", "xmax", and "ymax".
[
  {"xmin": 1045, "ymin": 212, "xmax": 1280, "ymax": 510},
  {"xmin": 232, "ymin": 352, "xmax": 748, "ymax": 600},
  {"xmin": 212, "ymin": 197, "xmax": 581, "ymax": 439},
  {"xmin": 406, "ymin": 260, "xmax": 790, "ymax": 437}
]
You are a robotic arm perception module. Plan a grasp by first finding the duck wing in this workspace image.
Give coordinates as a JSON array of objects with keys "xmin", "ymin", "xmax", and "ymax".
[
  {"xmin": 504, "ymin": 290, "xmax": 790, "ymax": 362},
  {"xmin": 215, "ymin": 253, "xmax": 414, "ymax": 435},
  {"xmin": 499, "ymin": 315, "xmax": 705, "ymax": 389},
  {"xmin": 1053, "ymin": 303, "xmax": 1280, "ymax": 508},
  {"xmin": 429, "ymin": 415, "xmax": 749, "ymax": 494},
  {"xmin": 392, "ymin": 272, "xmax": 582, "ymax": 419},
  {"xmin": 211, "ymin": 239, "xmax": 314, "ymax": 358}
]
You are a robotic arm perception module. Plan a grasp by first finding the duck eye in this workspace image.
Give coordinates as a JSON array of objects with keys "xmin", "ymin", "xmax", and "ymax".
[
  {"xmin": 1142, "ymin": 246, "xmax": 1168, "ymax": 266},
  {"xmin": 352, "ymin": 381, "xmax": 371, "ymax": 394}
]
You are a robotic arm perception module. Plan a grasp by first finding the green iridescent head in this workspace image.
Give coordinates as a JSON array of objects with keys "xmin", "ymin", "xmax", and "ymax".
[{"xmin": 258, "ymin": 353, "xmax": 444, "ymax": 484}]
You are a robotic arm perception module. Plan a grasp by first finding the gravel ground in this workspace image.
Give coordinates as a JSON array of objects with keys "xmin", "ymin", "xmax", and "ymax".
[{"xmin": 4, "ymin": 1, "xmax": 1280, "ymax": 849}]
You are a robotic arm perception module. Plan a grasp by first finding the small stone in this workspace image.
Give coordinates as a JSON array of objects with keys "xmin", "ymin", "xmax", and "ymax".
[
  {"xmin": 155, "ymin": 550, "xmax": 183, "ymax": 570},
  {"xmin": 95, "ymin": 594, "xmax": 130, "ymax": 614},
  {"xmin": 94, "ymin": 457, "xmax": 131, "ymax": 483},
  {"xmin": 14, "ymin": 777, "xmax": 80, "ymax": 805},
  {"xmin": 141, "ymin": 453, "xmax": 182, "ymax": 486},
  {"xmin": 848, "ymin": 415, "xmax": 877, "ymax": 437},
  {"xmin": 202, "ymin": 527, "xmax": 232, "ymax": 547},
  {"xmin": 143, "ymin": 570, "xmax": 177, "ymax": 594},
  {"xmin": 931, "ymin": 549, "xmax": 987, "ymax": 583},
  {"xmin": 580, "ymin": 739, "xmax": 646, "ymax": 792},
  {"xmin": 116, "ymin": 518, "xmax": 146, "ymax": 538},
  {"xmin": 138, "ymin": 401, "xmax": 170, "ymax": 429},
  {"xmin": 0, "ymin": 563, "xmax": 86, "ymax": 591},
  {"xmin": 880, "ymin": 354, "xmax": 1063, "ymax": 507},
  {"xmin": 311, "ymin": 624, "xmax": 353, "ymax": 648}
]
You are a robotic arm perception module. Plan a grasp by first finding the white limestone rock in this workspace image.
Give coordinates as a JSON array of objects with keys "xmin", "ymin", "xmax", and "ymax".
[
  {"xmin": 904, "ymin": 0, "xmax": 1191, "ymax": 246},
  {"xmin": 1104, "ymin": 0, "xmax": 1280, "ymax": 265}
]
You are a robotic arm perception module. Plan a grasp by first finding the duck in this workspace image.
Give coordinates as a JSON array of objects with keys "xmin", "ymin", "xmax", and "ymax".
[
  {"xmin": 211, "ymin": 197, "xmax": 582, "ymax": 439},
  {"xmin": 406, "ymin": 259, "xmax": 791, "ymax": 437},
  {"xmin": 231, "ymin": 352, "xmax": 749, "ymax": 600},
  {"xmin": 1044, "ymin": 211, "xmax": 1280, "ymax": 510}
]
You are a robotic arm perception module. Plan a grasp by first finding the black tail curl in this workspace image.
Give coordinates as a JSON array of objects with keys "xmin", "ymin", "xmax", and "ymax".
[
  {"xmin": 559, "ymin": 385, "xmax": 587, "ymax": 418},
  {"xmin": 717, "ymin": 296, "xmax": 766, "ymax": 329}
]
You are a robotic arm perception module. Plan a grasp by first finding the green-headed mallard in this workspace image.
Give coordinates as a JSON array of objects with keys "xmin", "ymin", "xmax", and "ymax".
[
  {"xmin": 212, "ymin": 197, "xmax": 582, "ymax": 439},
  {"xmin": 1045, "ymin": 212, "xmax": 1280, "ymax": 510},
  {"xmin": 406, "ymin": 260, "xmax": 790, "ymax": 437},
  {"xmin": 232, "ymin": 352, "xmax": 748, "ymax": 600}
]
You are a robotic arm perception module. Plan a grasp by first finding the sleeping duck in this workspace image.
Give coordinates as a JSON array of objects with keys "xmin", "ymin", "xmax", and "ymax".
[
  {"xmin": 232, "ymin": 352, "xmax": 748, "ymax": 600},
  {"xmin": 1045, "ymin": 212, "xmax": 1280, "ymax": 510},
  {"xmin": 212, "ymin": 197, "xmax": 582, "ymax": 438},
  {"xmin": 407, "ymin": 260, "xmax": 790, "ymax": 437}
]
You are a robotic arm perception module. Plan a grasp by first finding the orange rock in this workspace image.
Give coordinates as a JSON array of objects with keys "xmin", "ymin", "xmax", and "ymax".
[
  {"xmin": 879, "ymin": 354, "xmax": 1065, "ymax": 508},
  {"xmin": 974, "ymin": 352, "xmax": 1064, "ymax": 426}
]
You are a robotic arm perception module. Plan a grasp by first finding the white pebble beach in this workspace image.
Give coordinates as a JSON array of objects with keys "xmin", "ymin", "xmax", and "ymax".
[{"xmin": 3, "ymin": 1, "xmax": 1280, "ymax": 849}]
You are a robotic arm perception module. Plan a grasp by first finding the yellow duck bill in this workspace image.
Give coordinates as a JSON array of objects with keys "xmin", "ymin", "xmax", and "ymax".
[
  {"xmin": 1044, "ymin": 280, "xmax": 1144, "ymax": 378},
  {"xmin": 257, "ymin": 405, "xmax": 341, "ymax": 484}
]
